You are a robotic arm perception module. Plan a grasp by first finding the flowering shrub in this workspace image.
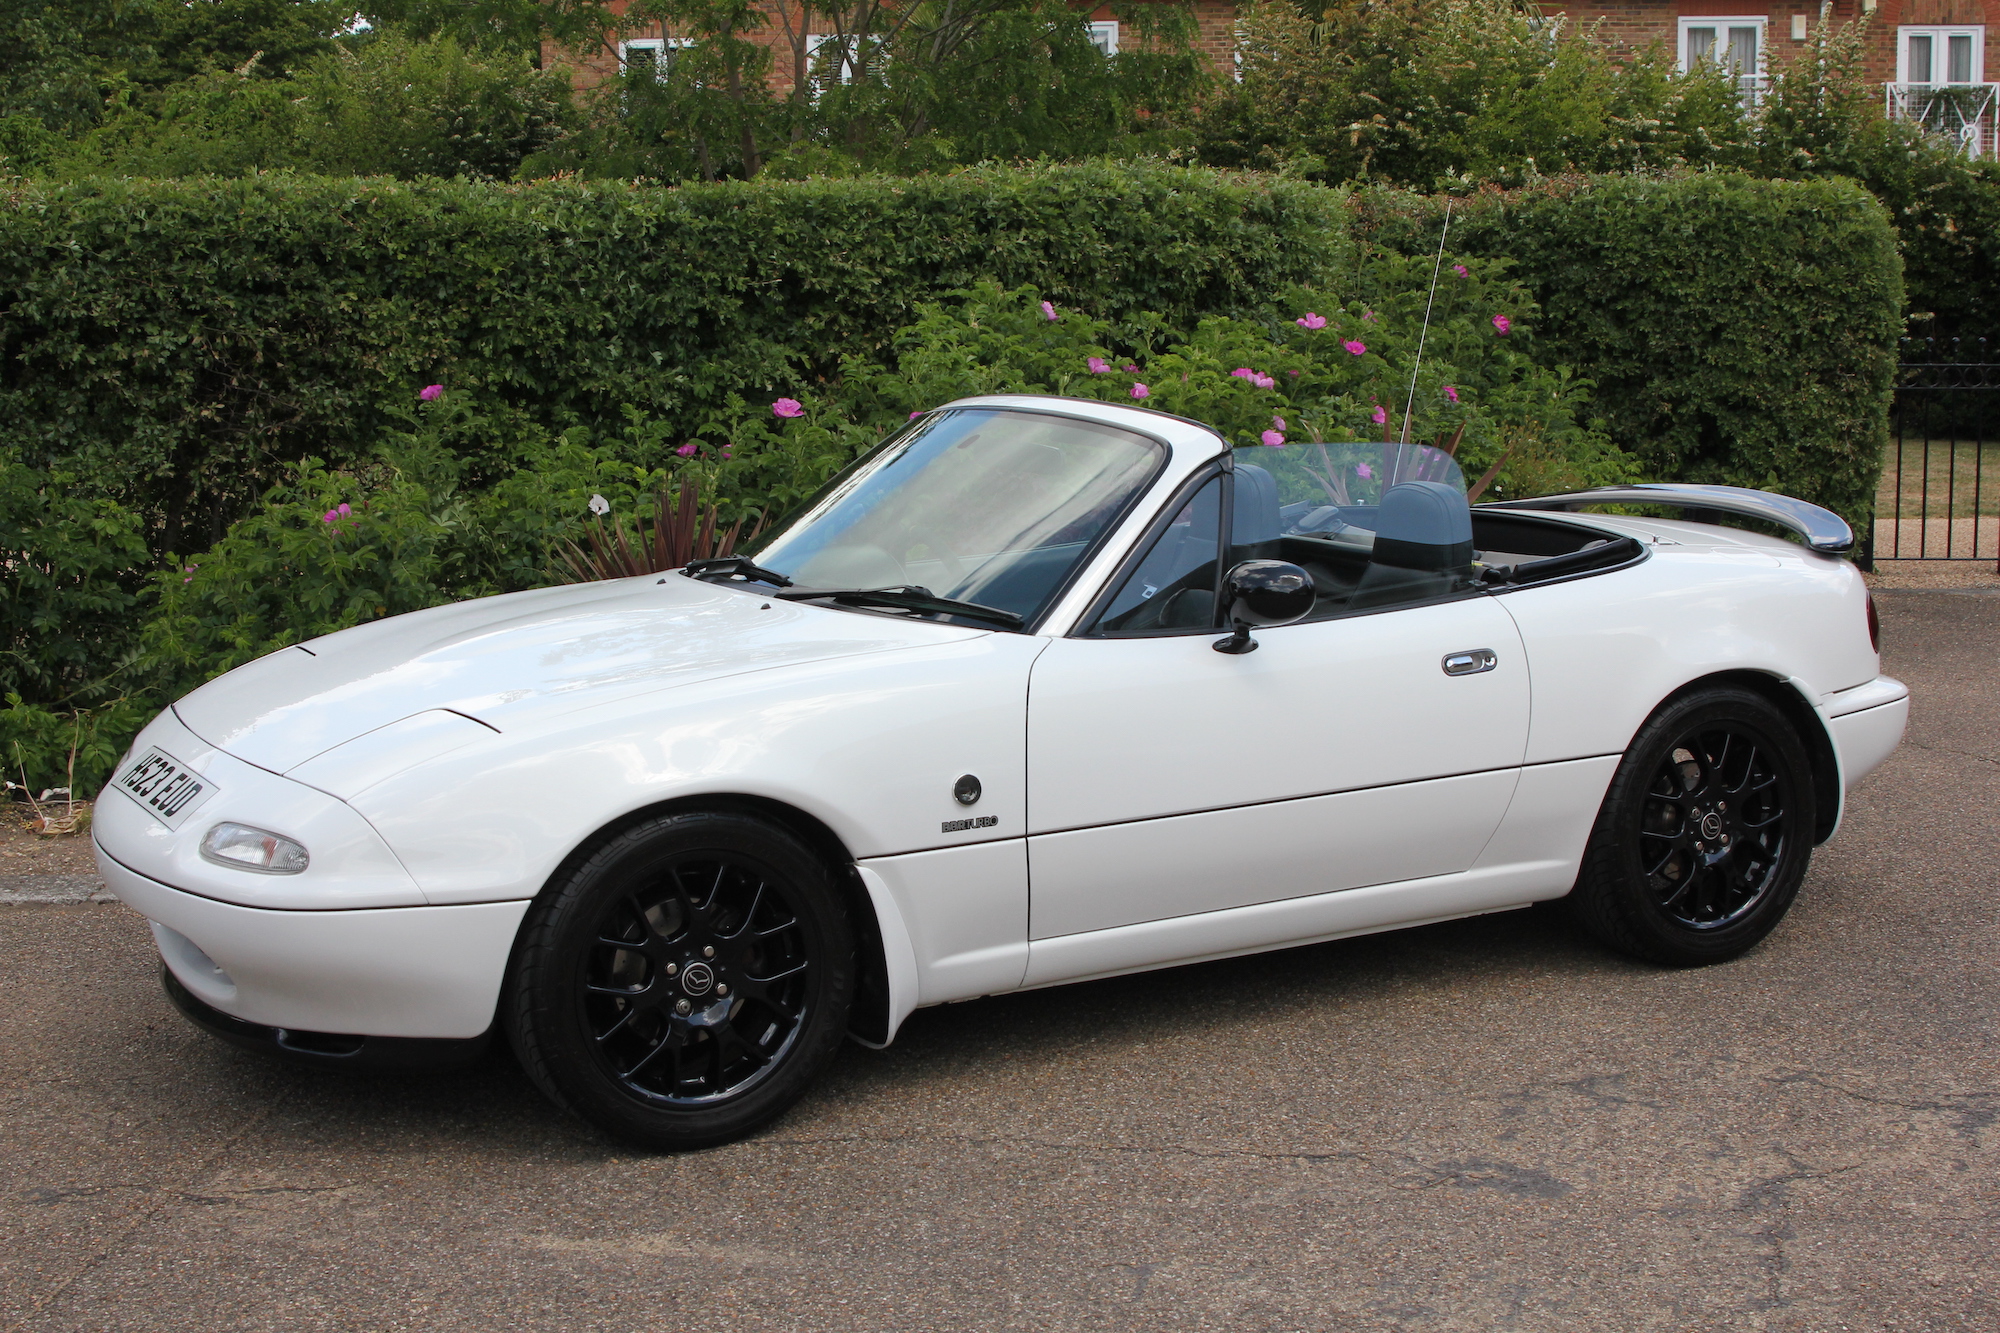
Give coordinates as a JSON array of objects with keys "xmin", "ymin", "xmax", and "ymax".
[{"xmin": 785, "ymin": 272, "xmax": 1629, "ymax": 501}]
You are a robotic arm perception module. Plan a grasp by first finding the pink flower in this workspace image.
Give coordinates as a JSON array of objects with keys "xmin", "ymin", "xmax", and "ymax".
[
  {"xmin": 1371, "ymin": 406, "xmax": 1387, "ymax": 426},
  {"xmin": 1288, "ymin": 369, "xmax": 1301, "ymax": 377},
  {"xmin": 772, "ymin": 397, "xmax": 804, "ymax": 418},
  {"xmin": 1272, "ymin": 415, "xmax": 1286, "ymax": 430},
  {"xmin": 1357, "ymin": 462, "xmax": 1375, "ymax": 479},
  {"xmin": 1261, "ymin": 430, "xmax": 1285, "ymax": 447},
  {"xmin": 1123, "ymin": 363, "xmax": 1139, "ymax": 372},
  {"xmin": 337, "ymin": 503, "xmax": 351, "ymax": 517},
  {"xmin": 1443, "ymin": 385, "xmax": 1459, "ymax": 403},
  {"xmin": 720, "ymin": 448, "xmax": 732, "ymax": 458},
  {"xmin": 1295, "ymin": 312, "xmax": 1327, "ymax": 330},
  {"xmin": 1492, "ymin": 315, "xmax": 1511, "ymax": 335},
  {"xmin": 1087, "ymin": 357, "xmax": 1111, "ymax": 374},
  {"xmin": 1252, "ymin": 373, "xmax": 1275, "ymax": 389},
  {"xmin": 676, "ymin": 442, "xmax": 698, "ymax": 457},
  {"xmin": 1362, "ymin": 309, "xmax": 1378, "ymax": 322},
  {"xmin": 1130, "ymin": 383, "xmax": 1150, "ymax": 400},
  {"xmin": 1343, "ymin": 340, "xmax": 1366, "ymax": 356},
  {"xmin": 1452, "ymin": 264, "xmax": 1468, "ymax": 278},
  {"xmin": 1041, "ymin": 300, "xmax": 1059, "ymax": 321},
  {"xmin": 419, "ymin": 384, "xmax": 443, "ymax": 401},
  {"xmin": 909, "ymin": 410, "xmax": 924, "ymax": 420},
  {"xmin": 1230, "ymin": 367, "xmax": 1256, "ymax": 379},
  {"xmin": 321, "ymin": 510, "xmax": 339, "ymax": 524}
]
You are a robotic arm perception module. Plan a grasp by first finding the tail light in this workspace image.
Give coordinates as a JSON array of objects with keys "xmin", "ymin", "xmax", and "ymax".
[{"xmin": 1865, "ymin": 590, "xmax": 1880, "ymax": 654}]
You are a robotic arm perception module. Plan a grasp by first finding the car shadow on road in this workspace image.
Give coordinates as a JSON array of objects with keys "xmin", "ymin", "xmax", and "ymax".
[
  {"xmin": 165, "ymin": 900, "xmax": 1644, "ymax": 1155},
  {"xmin": 823, "ymin": 899, "xmax": 1639, "ymax": 1084}
]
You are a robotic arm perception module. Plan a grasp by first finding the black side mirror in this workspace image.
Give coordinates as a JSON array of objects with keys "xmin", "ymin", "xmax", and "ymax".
[{"xmin": 1214, "ymin": 560, "xmax": 1315, "ymax": 655}]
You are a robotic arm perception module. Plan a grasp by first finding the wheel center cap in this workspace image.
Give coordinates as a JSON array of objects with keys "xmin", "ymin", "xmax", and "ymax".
[
  {"xmin": 680, "ymin": 961, "xmax": 716, "ymax": 997},
  {"xmin": 1699, "ymin": 812, "xmax": 1724, "ymax": 840}
]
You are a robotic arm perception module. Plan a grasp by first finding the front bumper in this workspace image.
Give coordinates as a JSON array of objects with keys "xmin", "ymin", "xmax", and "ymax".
[
  {"xmin": 99, "ymin": 850, "xmax": 529, "ymax": 1041},
  {"xmin": 161, "ymin": 964, "xmax": 493, "ymax": 1070}
]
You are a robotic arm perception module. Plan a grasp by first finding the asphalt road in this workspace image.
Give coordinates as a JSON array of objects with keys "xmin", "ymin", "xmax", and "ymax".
[{"xmin": 3, "ymin": 592, "xmax": 1995, "ymax": 1332}]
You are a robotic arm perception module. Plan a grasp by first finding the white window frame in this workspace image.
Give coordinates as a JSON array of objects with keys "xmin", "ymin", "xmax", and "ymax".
[
  {"xmin": 1676, "ymin": 16, "xmax": 1767, "ymax": 104},
  {"xmin": 1898, "ymin": 26, "xmax": 1986, "ymax": 85},
  {"xmin": 800, "ymin": 33, "xmax": 856, "ymax": 85},
  {"xmin": 1087, "ymin": 20, "xmax": 1120, "ymax": 57},
  {"xmin": 619, "ymin": 37, "xmax": 695, "ymax": 81}
]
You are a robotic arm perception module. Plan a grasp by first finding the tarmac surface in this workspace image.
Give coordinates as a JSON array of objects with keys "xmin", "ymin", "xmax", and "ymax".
[{"xmin": 2, "ymin": 591, "xmax": 1995, "ymax": 1331}]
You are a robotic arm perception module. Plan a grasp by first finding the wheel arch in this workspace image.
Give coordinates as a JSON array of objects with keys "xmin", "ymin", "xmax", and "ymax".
[
  {"xmin": 510, "ymin": 793, "xmax": 902, "ymax": 1047},
  {"xmin": 1656, "ymin": 670, "xmax": 1842, "ymax": 844}
]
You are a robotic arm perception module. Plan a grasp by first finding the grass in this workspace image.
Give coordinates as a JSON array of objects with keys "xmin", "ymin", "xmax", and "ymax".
[{"xmin": 1875, "ymin": 437, "xmax": 2000, "ymax": 519}]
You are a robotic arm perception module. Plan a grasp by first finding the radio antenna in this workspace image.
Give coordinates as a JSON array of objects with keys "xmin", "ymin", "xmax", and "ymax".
[{"xmin": 1399, "ymin": 198, "xmax": 1455, "ymax": 450}]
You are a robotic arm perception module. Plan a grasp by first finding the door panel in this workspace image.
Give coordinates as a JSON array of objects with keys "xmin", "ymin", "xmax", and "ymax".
[
  {"xmin": 1026, "ymin": 595, "xmax": 1530, "ymax": 937},
  {"xmin": 1028, "ymin": 769, "xmax": 1518, "ymax": 939}
]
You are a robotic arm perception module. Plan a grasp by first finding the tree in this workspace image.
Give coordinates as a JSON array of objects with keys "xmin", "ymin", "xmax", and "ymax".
[
  {"xmin": 543, "ymin": 0, "xmax": 1209, "ymax": 181},
  {"xmin": 1199, "ymin": 0, "xmax": 1752, "ymax": 187}
]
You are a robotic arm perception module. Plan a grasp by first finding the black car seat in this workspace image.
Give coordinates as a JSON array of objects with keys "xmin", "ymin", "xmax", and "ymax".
[{"xmin": 1348, "ymin": 480, "xmax": 1475, "ymax": 610}]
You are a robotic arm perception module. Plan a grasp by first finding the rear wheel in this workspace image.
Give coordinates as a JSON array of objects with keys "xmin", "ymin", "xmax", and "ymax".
[
  {"xmin": 506, "ymin": 811, "xmax": 855, "ymax": 1149},
  {"xmin": 1569, "ymin": 686, "xmax": 1814, "ymax": 966}
]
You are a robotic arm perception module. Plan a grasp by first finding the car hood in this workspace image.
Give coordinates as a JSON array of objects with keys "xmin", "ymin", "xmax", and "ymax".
[{"xmin": 173, "ymin": 573, "xmax": 986, "ymax": 774}]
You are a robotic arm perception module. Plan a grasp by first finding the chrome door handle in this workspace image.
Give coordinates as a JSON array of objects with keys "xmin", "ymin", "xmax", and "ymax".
[{"xmin": 1442, "ymin": 649, "xmax": 1498, "ymax": 676}]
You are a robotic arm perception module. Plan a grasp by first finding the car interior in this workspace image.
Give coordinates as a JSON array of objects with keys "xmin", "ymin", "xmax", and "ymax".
[{"xmin": 1094, "ymin": 462, "xmax": 1642, "ymax": 635}]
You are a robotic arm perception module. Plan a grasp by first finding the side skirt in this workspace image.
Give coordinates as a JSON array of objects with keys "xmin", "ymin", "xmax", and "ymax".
[{"xmin": 1020, "ymin": 861, "xmax": 1571, "ymax": 991}]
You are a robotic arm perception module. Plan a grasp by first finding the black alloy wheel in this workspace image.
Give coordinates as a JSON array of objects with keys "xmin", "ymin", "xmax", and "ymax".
[
  {"xmin": 1638, "ymin": 727, "xmax": 1790, "ymax": 930},
  {"xmin": 506, "ymin": 811, "xmax": 855, "ymax": 1150},
  {"xmin": 1569, "ymin": 686, "xmax": 1814, "ymax": 966}
]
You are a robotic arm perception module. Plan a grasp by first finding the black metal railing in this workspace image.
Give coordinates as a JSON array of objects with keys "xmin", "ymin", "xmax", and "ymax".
[{"xmin": 1867, "ymin": 338, "xmax": 2000, "ymax": 569}]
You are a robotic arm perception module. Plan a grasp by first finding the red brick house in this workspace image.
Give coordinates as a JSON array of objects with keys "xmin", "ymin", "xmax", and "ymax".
[{"xmin": 547, "ymin": 1, "xmax": 1995, "ymax": 158}]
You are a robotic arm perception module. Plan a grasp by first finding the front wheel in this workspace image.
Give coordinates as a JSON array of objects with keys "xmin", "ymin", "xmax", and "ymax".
[
  {"xmin": 1568, "ymin": 686, "xmax": 1815, "ymax": 967},
  {"xmin": 505, "ymin": 811, "xmax": 855, "ymax": 1150}
]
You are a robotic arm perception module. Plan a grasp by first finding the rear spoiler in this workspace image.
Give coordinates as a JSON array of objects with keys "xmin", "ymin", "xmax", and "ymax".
[{"xmin": 1478, "ymin": 483, "xmax": 1855, "ymax": 556}]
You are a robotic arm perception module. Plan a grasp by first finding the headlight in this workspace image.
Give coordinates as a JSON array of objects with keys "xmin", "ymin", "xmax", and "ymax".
[{"xmin": 200, "ymin": 822, "xmax": 310, "ymax": 875}]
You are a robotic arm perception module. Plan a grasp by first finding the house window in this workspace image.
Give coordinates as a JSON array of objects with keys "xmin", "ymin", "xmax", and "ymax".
[
  {"xmin": 1087, "ymin": 21, "xmax": 1119, "ymax": 57},
  {"xmin": 806, "ymin": 33, "xmax": 873, "ymax": 84},
  {"xmin": 620, "ymin": 37, "xmax": 694, "ymax": 80},
  {"xmin": 1900, "ymin": 27, "xmax": 1985, "ymax": 84},
  {"xmin": 1678, "ymin": 16, "xmax": 1766, "ymax": 103}
]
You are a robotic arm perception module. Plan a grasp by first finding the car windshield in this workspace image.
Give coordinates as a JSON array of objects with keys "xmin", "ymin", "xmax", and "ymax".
[{"xmin": 742, "ymin": 408, "xmax": 1165, "ymax": 627}]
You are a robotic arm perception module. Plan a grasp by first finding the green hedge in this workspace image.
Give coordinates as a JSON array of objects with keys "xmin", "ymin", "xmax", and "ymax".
[
  {"xmin": 0, "ymin": 162, "xmax": 1351, "ymax": 553},
  {"xmin": 0, "ymin": 166, "xmax": 1914, "ymax": 796},
  {"xmin": 1354, "ymin": 174, "xmax": 1903, "ymax": 526},
  {"xmin": 1857, "ymin": 150, "xmax": 2000, "ymax": 350},
  {"xmin": 2, "ymin": 167, "xmax": 1903, "ymax": 549}
]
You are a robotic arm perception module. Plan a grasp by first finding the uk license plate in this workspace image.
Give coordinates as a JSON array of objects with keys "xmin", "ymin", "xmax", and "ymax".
[{"xmin": 114, "ymin": 747, "xmax": 220, "ymax": 829}]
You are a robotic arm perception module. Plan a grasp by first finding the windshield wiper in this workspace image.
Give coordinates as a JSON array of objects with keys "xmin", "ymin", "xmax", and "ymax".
[
  {"xmin": 772, "ymin": 585, "xmax": 1024, "ymax": 630},
  {"xmin": 682, "ymin": 556, "xmax": 794, "ymax": 588}
]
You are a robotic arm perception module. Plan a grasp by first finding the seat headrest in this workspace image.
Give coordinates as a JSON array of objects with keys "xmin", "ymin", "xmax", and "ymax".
[
  {"xmin": 1372, "ymin": 481, "xmax": 1474, "ymax": 572},
  {"xmin": 1233, "ymin": 463, "xmax": 1281, "ymax": 547}
]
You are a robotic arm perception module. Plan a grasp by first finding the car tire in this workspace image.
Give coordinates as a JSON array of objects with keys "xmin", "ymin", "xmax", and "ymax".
[
  {"xmin": 505, "ymin": 810, "xmax": 856, "ymax": 1150},
  {"xmin": 1568, "ymin": 685, "xmax": 1815, "ymax": 967}
]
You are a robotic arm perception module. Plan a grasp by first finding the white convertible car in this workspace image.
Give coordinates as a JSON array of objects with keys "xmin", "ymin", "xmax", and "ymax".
[{"xmin": 96, "ymin": 395, "xmax": 1908, "ymax": 1148}]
